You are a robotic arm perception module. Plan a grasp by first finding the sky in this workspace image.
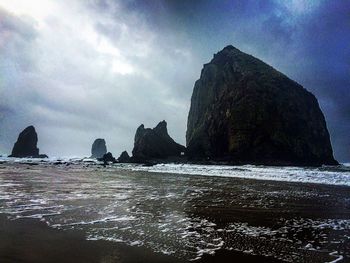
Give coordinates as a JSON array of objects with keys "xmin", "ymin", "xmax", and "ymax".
[{"xmin": 0, "ymin": 0, "xmax": 349, "ymax": 161}]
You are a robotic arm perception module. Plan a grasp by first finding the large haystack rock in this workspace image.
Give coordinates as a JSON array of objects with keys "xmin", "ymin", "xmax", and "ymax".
[{"xmin": 186, "ymin": 45, "xmax": 337, "ymax": 166}]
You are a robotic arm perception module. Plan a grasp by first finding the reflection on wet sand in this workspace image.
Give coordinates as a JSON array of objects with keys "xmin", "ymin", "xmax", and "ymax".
[{"xmin": 0, "ymin": 162, "xmax": 349, "ymax": 262}]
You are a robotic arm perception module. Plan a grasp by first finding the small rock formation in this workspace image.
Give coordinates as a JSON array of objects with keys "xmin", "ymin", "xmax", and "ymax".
[
  {"xmin": 132, "ymin": 120, "xmax": 186, "ymax": 160},
  {"xmin": 10, "ymin": 126, "xmax": 46, "ymax": 158},
  {"xmin": 91, "ymin": 138, "xmax": 107, "ymax": 159},
  {"xmin": 186, "ymin": 45, "xmax": 338, "ymax": 166},
  {"xmin": 99, "ymin": 152, "xmax": 116, "ymax": 163},
  {"xmin": 117, "ymin": 151, "xmax": 131, "ymax": 163}
]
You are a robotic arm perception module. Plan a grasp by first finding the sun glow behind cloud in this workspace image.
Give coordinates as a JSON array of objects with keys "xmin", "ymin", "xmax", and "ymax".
[
  {"xmin": 0, "ymin": 0, "xmax": 194, "ymax": 156},
  {"xmin": 0, "ymin": 0, "xmax": 56, "ymax": 26},
  {"xmin": 0, "ymin": 0, "xmax": 136, "ymax": 75}
]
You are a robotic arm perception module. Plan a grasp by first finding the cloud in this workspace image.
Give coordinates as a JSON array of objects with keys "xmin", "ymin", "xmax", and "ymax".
[
  {"xmin": 0, "ymin": 0, "xmax": 349, "ymax": 161},
  {"xmin": 0, "ymin": 0, "xmax": 199, "ymax": 157}
]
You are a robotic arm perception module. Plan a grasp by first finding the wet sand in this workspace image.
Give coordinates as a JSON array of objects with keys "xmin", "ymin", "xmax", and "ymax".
[
  {"xmin": 0, "ymin": 215, "xmax": 282, "ymax": 263},
  {"xmin": 0, "ymin": 214, "xmax": 181, "ymax": 263},
  {"xmin": 0, "ymin": 162, "xmax": 349, "ymax": 262}
]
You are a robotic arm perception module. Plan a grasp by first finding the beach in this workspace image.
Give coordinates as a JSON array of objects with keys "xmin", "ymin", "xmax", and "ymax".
[
  {"xmin": 0, "ymin": 214, "xmax": 286, "ymax": 263},
  {"xmin": 0, "ymin": 161, "xmax": 349, "ymax": 262}
]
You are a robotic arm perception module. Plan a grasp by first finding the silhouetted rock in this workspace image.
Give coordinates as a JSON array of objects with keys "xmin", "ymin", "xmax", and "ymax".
[
  {"xmin": 91, "ymin": 138, "xmax": 107, "ymax": 159},
  {"xmin": 117, "ymin": 151, "xmax": 131, "ymax": 163},
  {"xmin": 99, "ymin": 152, "xmax": 116, "ymax": 164},
  {"xmin": 10, "ymin": 126, "xmax": 46, "ymax": 158},
  {"xmin": 186, "ymin": 45, "xmax": 338, "ymax": 166},
  {"xmin": 132, "ymin": 121, "xmax": 186, "ymax": 160}
]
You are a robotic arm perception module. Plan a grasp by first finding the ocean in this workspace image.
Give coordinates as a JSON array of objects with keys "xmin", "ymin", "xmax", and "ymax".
[{"xmin": 0, "ymin": 158, "xmax": 349, "ymax": 262}]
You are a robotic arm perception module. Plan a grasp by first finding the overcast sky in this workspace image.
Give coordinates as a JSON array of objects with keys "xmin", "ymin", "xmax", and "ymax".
[{"xmin": 0, "ymin": 0, "xmax": 349, "ymax": 161}]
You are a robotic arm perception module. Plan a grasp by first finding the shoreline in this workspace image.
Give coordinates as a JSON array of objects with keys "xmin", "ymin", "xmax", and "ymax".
[
  {"xmin": 1, "ymin": 155, "xmax": 347, "ymax": 168},
  {"xmin": 1, "ymin": 160, "xmax": 350, "ymax": 188},
  {"xmin": 0, "ymin": 214, "xmax": 283, "ymax": 263},
  {"xmin": 0, "ymin": 163, "xmax": 348, "ymax": 262}
]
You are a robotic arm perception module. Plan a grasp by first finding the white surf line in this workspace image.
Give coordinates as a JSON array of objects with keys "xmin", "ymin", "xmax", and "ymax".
[
  {"xmin": 327, "ymin": 251, "xmax": 344, "ymax": 263},
  {"xmin": 132, "ymin": 164, "xmax": 350, "ymax": 187}
]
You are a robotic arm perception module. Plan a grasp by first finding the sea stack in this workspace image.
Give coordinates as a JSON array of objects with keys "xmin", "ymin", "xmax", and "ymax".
[
  {"xmin": 117, "ymin": 151, "xmax": 131, "ymax": 163},
  {"xmin": 132, "ymin": 121, "xmax": 186, "ymax": 160},
  {"xmin": 91, "ymin": 138, "xmax": 107, "ymax": 158},
  {"xmin": 100, "ymin": 152, "xmax": 116, "ymax": 163},
  {"xmin": 10, "ymin": 126, "xmax": 45, "ymax": 158},
  {"xmin": 186, "ymin": 45, "xmax": 338, "ymax": 166}
]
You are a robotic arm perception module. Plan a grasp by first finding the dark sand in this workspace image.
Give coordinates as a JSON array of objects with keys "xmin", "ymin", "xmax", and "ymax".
[
  {"xmin": 0, "ymin": 215, "xmax": 282, "ymax": 263},
  {"xmin": 0, "ymin": 163, "xmax": 349, "ymax": 262},
  {"xmin": 0, "ymin": 214, "xmax": 180, "ymax": 263}
]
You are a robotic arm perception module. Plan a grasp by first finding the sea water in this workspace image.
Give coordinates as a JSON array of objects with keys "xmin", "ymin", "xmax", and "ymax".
[{"xmin": 0, "ymin": 158, "xmax": 349, "ymax": 262}]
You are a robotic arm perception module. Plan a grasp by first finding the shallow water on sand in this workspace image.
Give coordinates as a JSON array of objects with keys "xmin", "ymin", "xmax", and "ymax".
[{"xmin": 0, "ymin": 162, "xmax": 349, "ymax": 262}]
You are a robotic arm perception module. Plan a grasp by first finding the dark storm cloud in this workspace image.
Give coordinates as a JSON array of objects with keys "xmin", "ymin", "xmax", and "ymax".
[
  {"xmin": 275, "ymin": 1, "xmax": 350, "ymax": 162},
  {"xmin": 0, "ymin": 7, "xmax": 39, "ymax": 152},
  {"xmin": 119, "ymin": 0, "xmax": 349, "ymax": 161},
  {"xmin": 0, "ymin": 0, "xmax": 349, "ymax": 161}
]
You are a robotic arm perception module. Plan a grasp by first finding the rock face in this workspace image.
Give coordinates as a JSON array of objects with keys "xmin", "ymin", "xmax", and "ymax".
[
  {"xmin": 100, "ymin": 152, "xmax": 116, "ymax": 163},
  {"xmin": 118, "ymin": 151, "xmax": 131, "ymax": 163},
  {"xmin": 91, "ymin": 138, "xmax": 107, "ymax": 158},
  {"xmin": 132, "ymin": 121, "xmax": 186, "ymax": 160},
  {"xmin": 10, "ymin": 126, "xmax": 40, "ymax": 158},
  {"xmin": 186, "ymin": 45, "xmax": 338, "ymax": 166}
]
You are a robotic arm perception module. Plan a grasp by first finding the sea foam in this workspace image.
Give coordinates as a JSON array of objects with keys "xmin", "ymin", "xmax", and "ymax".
[{"xmin": 132, "ymin": 163, "xmax": 350, "ymax": 186}]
